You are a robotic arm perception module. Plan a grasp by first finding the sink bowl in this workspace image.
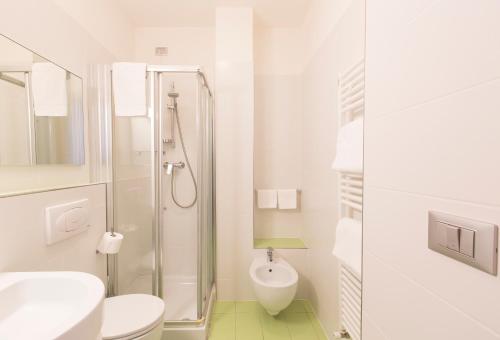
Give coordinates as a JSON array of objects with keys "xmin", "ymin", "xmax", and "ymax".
[{"xmin": 0, "ymin": 271, "xmax": 105, "ymax": 340}]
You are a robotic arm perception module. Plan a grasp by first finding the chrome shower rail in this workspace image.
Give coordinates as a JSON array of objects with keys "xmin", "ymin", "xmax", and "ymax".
[{"xmin": 147, "ymin": 65, "xmax": 213, "ymax": 97}]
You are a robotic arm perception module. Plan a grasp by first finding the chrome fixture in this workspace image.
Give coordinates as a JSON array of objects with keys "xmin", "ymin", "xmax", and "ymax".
[
  {"xmin": 0, "ymin": 72, "xmax": 25, "ymax": 87},
  {"xmin": 164, "ymin": 161, "xmax": 185, "ymax": 175},
  {"xmin": 164, "ymin": 83, "xmax": 178, "ymax": 147},
  {"xmin": 166, "ymin": 82, "xmax": 198, "ymax": 209},
  {"xmin": 428, "ymin": 211, "xmax": 498, "ymax": 275},
  {"xmin": 267, "ymin": 247, "xmax": 274, "ymax": 262},
  {"xmin": 333, "ymin": 330, "xmax": 350, "ymax": 338}
]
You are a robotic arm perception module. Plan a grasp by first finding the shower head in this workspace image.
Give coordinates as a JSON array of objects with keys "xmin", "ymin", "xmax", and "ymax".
[{"xmin": 168, "ymin": 82, "xmax": 179, "ymax": 98}]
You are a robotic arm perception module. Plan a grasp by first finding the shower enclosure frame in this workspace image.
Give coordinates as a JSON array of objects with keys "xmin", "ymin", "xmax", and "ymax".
[
  {"xmin": 151, "ymin": 65, "xmax": 216, "ymax": 325},
  {"xmin": 109, "ymin": 64, "xmax": 216, "ymax": 327}
]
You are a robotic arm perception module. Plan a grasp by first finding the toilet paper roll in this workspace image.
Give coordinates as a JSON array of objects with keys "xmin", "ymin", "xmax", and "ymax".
[{"xmin": 97, "ymin": 232, "xmax": 123, "ymax": 254}]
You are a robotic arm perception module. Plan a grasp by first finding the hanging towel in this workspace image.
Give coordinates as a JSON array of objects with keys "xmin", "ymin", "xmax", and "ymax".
[
  {"xmin": 112, "ymin": 62, "xmax": 147, "ymax": 116},
  {"xmin": 257, "ymin": 190, "xmax": 277, "ymax": 209},
  {"xmin": 32, "ymin": 62, "xmax": 68, "ymax": 117},
  {"xmin": 331, "ymin": 118, "xmax": 364, "ymax": 173},
  {"xmin": 277, "ymin": 189, "xmax": 297, "ymax": 210},
  {"xmin": 332, "ymin": 217, "xmax": 362, "ymax": 277}
]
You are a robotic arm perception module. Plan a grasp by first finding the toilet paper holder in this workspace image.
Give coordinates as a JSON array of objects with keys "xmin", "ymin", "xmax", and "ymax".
[{"xmin": 96, "ymin": 231, "xmax": 124, "ymax": 255}]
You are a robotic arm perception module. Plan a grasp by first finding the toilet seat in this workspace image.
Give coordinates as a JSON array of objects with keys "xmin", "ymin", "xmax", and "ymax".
[{"xmin": 102, "ymin": 294, "xmax": 165, "ymax": 340}]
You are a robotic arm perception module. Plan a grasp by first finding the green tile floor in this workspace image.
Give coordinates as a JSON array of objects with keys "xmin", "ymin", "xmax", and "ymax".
[{"xmin": 209, "ymin": 300, "xmax": 328, "ymax": 340}]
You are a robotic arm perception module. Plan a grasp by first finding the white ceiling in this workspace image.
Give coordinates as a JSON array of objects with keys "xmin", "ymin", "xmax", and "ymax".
[{"xmin": 116, "ymin": 0, "xmax": 312, "ymax": 28}]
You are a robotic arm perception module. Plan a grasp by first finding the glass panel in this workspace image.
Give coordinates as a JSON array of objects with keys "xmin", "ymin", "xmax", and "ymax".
[
  {"xmin": 161, "ymin": 72, "xmax": 199, "ymax": 321},
  {"xmin": 202, "ymin": 86, "xmax": 215, "ymax": 311},
  {"xmin": 114, "ymin": 72, "xmax": 154, "ymax": 297},
  {"xmin": 114, "ymin": 70, "xmax": 215, "ymax": 324},
  {"xmin": 201, "ymin": 82, "xmax": 211, "ymax": 315}
]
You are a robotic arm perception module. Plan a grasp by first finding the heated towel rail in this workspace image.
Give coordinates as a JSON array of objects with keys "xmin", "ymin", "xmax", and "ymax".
[{"xmin": 336, "ymin": 58, "xmax": 364, "ymax": 340}]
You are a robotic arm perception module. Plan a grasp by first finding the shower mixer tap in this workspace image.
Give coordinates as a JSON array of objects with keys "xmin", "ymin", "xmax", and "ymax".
[
  {"xmin": 164, "ymin": 161, "xmax": 185, "ymax": 175},
  {"xmin": 162, "ymin": 137, "xmax": 175, "ymax": 145}
]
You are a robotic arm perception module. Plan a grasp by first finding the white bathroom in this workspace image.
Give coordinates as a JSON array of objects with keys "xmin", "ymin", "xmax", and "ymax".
[{"xmin": 0, "ymin": 1, "xmax": 498, "ymax": 340}]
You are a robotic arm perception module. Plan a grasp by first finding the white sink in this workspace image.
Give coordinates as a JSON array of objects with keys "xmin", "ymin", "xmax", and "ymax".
[{"xmin": 0, "ymin": 271, "xmax": 105, "ymax": 340}]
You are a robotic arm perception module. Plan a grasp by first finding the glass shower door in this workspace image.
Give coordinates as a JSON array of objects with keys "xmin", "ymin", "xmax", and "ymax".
[
  {"xmin": 112, "ymin": 66, "xmax": 215, "ymax": 325},
  {"xmin": 113, "ymin": 71, "xmax": 155, "ymax": 297},
  {"xmin": 198, "ymin": 81, "xmax": 215, "ymax": 318}
]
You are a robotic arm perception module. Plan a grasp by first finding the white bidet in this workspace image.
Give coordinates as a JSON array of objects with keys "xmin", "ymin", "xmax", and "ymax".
[{"xmin": 249, "ymin": 255, "xmax": 298, "ymax": 316}]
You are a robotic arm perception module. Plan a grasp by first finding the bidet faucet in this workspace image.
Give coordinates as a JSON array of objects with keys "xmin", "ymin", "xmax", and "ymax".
[{"xmin": 267, "ymin": 247, "xmax": 274, "ymax": 262}]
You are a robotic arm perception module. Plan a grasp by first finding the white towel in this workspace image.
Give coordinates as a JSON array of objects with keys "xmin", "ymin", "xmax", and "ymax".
[
  {"xmin": 332, "ymin": 217, "xmax": 362, "ymax": 277},
  {"xmin": 112, "ymin": 62, "xmax": 147, "ymax": 116},
  {"xmin": 277, "ymin": 189, "xmax": 297, "ymax": 210},
  {"xmin": 32, "ymin": 62, "xmax": 67, "ymax": 116},
  {"xmin": 331, "ymin": 118, "xmax": 364, "ymax": 173},
  {"xmin": 257, "ymin": 190, "xmax": 277, "ymax": 209}
]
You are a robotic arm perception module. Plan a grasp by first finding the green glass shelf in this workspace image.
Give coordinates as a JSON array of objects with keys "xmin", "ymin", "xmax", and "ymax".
[{"xmin": 253, "ymin": 238, "xmax": 307, "ymax": 249}]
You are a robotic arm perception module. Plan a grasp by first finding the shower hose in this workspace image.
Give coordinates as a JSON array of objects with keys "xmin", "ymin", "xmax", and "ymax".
[{"xmin": 170, "ymin": 102, "xmax": 198, "ymax": 208}]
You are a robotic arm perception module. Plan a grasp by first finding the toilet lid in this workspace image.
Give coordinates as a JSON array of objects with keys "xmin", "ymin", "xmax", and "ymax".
[{"xmin": 102, "ymin": 294, "xmax": 165, "ymax": 339}]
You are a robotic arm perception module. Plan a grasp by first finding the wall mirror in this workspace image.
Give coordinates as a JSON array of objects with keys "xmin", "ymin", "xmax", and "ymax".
[{"xmin": 0, "ymin": 34, "xmax": 84, "ymax": 166}]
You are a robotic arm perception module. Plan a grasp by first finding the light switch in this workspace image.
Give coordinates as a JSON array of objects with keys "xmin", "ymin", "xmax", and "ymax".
[
  {"xmin": 445, "ymin": 225, "xmax": 460, "ymax": 251},
  {"xmin": 460, "ymin": 228, "xmax": 475, "ymax": 257}
]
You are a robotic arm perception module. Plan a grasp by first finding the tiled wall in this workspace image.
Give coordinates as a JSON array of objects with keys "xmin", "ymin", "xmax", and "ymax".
[
  {"xmin": 215, "ymin": 7, "xmax": 255, "ymax": 300},
  {"xmin": 0, "ymin": 184, "xmax": 107, "ymax": 281},
  {"xmin": 300, "ymin": 0, "xmax": 365, "ymax": 337},
  {"xmin": 253, "ymin": 27, "xmax": 303, "ymax": 239},
  {"xmin": 0, "ymin": 0, "xmax": 132, "ymax": 283},
  {"xmin": 363, "ymin": 1, "xmax": 500, "ymax": 339},
  {"xmin": 134, "ymin": 27, "xmax": 215, "ymax": 87}
]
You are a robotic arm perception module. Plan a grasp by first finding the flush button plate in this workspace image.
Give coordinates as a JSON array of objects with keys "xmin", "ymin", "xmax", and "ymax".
[{"xmin": 428, "ymin": 211, "xmax": 498, "ymax": 275}]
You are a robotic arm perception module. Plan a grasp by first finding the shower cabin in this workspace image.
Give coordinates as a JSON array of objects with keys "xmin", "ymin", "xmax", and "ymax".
[{"xmin": 108, "ymin": 65, "xmax": 215, "ymax": 330}]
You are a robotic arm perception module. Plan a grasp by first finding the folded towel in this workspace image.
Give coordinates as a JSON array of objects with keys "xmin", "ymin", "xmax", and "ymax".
[
  {"xmin": 32, "ymin": 62, "xmax": 67, "ymax": 116},
  {"xmin": 112, "ymin": 62, "xmax": 147, "ymax": 116},
  {"xmin": 331, "ymin": 118, "xmax": 363, "ymax": 173},
  {"xmin": 332, "ymin": 217, "xmax": 362, "ymax": 277},
  {"xmin": 257, "ymin": 190, "xmax": 277, "ymax": 209},
  {"xmin": 277, "ymin": 189, "xmax": 297, "ymax": 210}
]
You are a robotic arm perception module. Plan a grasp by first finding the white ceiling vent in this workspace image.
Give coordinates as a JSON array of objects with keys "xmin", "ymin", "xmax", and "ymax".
[{"xmin": 155, "ymin": 47, "xmax": 168, "ymax": 56}]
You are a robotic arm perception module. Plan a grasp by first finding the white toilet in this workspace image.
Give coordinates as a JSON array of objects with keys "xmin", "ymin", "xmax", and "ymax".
[
  {"xmin": 101, "ymin": 294, "xmax": 165, "ymax": 340},
  {"xmin": 249, "ymin": 252, "xmax": 298, "ymax": 316}
]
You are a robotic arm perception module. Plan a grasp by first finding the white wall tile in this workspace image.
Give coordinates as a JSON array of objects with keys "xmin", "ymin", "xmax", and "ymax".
[
  {"xmin": 253, "ymin": 69, "xmax": 303, "ymax": 239},
  {"xmin": 364, "ymin": 1, "xmax": 500, "ymax": 339},
  {"xmin": 300, "ymin": 0, "xmax": 365, "ymax": 337},
  {"xmin": 363, "ymin": 253, "xmax": 500, "ymax": 340},
  {"xmin": 366, "ymin": 0, "xmax": 500, "ymax": 118},
  {"xmin": 215, "ymin": 7, "xmax": 255, "ymax": 300},
  {"xmin": 362, "ymin": 315, "xmax": 389, "ymax": 340},
  {"xmin": 133, "ymin": 27, "xmax": 215, "ymax": 88},
  {"xmin": 365, "ymin": 80, "xmax": 500, "ymax": 206},
  {"xmin": 364, "ymin": 187, "xmax": 500, "ymax": 335},
  {"xmin": 0, "ymin": 184, "xmax": 107, "ymax": 281}
]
